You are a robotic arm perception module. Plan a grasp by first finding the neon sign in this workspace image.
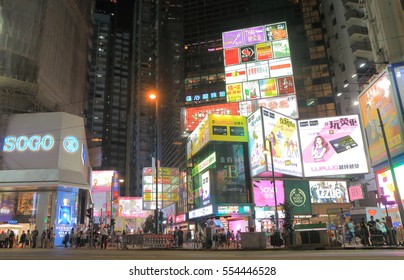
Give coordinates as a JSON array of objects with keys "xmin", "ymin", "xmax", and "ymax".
[
  {"xmin": 3, "ymin": 135, "xmax": 54, "ymax": 152},
  {"xmin": 3, "ymin": 135, "xmax": 80, "ymax": 153}
]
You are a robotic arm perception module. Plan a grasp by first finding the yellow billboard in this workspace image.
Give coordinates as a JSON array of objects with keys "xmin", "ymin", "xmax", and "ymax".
[{"xmin": 187, "ymin": 114, "xmax": 247, "ymax": 160}]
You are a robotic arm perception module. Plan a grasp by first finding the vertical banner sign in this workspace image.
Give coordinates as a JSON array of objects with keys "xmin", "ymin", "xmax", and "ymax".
[
  {"xmin": 284, "ymin": 180, "xmax": 311, "ymax": 215},
  {"xmin": 247, "ymin": 108, "xmax": 266, "ymax": 177},
  {"xmin": 55, "ymin": 190, "xmax": 77, "ymax": 246},
  {"xmin": 215, "ymin": 143, "xmax": 248, "ymax": 204}
]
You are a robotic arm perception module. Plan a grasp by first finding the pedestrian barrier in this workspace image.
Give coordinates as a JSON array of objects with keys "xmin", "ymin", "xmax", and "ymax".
[{"xmin": 121, "ymin": 234, "xmax": 174, "ymax": 249}]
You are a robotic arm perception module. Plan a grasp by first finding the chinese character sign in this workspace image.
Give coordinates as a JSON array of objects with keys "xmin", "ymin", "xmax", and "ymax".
[{"xmin": 298, "ymin": 115, "xmax": 369, "ymax": 177}]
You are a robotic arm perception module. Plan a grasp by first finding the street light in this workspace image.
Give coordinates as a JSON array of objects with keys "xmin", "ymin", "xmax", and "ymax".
[
  {"xmin": 149, "ymin": 92, "xmax": 160, "ymax": 234},
  {"xmin": 263, "ymin": 138, "xmax": 279, "ymax": 231}
]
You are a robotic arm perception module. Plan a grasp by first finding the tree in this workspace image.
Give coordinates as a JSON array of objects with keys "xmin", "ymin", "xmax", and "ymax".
[
  {"xmin": 280, "ymin": 199, "xmax": 294, "ymax": 246},
  {"xmin": 142, "ymin": 214, "xmax": 156, "ymax": 233}
]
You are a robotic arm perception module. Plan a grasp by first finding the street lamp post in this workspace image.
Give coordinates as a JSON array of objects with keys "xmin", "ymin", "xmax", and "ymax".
[
  {"xmin": 377, "ymin": 109, "xmax": 404, "ymax": 226},
  {"xmin": 264, "ymin": 139, "xmax": 279, "ymax": 231},
  {"xmin": 149, "ymin": 92, "xmax": 160, "ymax": 234}
]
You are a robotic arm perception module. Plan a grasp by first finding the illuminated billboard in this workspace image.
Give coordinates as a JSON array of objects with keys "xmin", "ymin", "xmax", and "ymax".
[
  {"xmin": 248, "ymin": 107, "xmax": 302, "ymax": 177},
  {"xmin": 376, "ymin": 164, "xmax": 404, "ymax": 208},
  {"xmin": 298, "ymin": 115, "xmax": 369, "ymax": 177},
  {"xmin": 187, "ymin": 114, "xmax": 248, "ymax": 160},
  {"xmin": 118, "ymin": 197, "xmax": 143, "ymax": 218},
  {"xmin": 222, "ymin": 22, "xmax": 296, "ymax": 111},
  {"xmin": 309, "ymin": 181, "xmax": 349, "ymax": 203},
  {"xmin": 262, "ymin": 108, "xmax": 302, "ymax": 177},
  {"xmin": 358, "ymin": 68, "xmax": 404, "ymax": 166},
  {"xmin": 142, "ymin": 167, "xmax": 180, "ymax": 210},
  {"xmin": 253, "ymin": 180, "xmax": 285, "ymax": 207},
  {"xmin": 182, "ymin": 102, "xmax": 239, "ymax": 132},
  {"xmin": 239, "ymin": 95, "xmax": 298, "ymax": 119}
]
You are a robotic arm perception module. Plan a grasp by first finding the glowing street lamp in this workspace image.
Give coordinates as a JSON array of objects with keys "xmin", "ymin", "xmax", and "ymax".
[{"xmin": 149, "ymin": 92, "xmax": 160, "ymax": 233}]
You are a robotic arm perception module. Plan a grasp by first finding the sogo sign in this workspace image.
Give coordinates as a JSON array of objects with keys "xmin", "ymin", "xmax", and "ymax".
[{"xmin": 2, "ymin": 135, "xmax": 79, "ymax": 153}]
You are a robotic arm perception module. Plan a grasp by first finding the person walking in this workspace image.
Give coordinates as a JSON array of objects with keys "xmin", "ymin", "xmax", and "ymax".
[
  {"xmin": 8, "ymin": 230, "xmax": 15, "ymax": 248},
  {"xmin": 100, "ymin": 225, "xmax": 108, "ymax": 249},
  {"xmin": 177, "ymin": 228, "xmax": 184, "ymax": 248},
  {"xmin": 40, "ymin": 230, "xmax": 46, "ymax": 248},
  {"xmin": 19, "ymin": 230, "xmax": 27, "ymax": 248},
  {"xmin": 26, "ymin": 230, "xmax": 31, "ymax": 248},
  {"xmin": 359, "ymin": 218, "xmax": 370, "ymax": 246},
  {"xmin": 346, "ymin": 219, "xmax": 356, "ymax": 245},
  {"xmin": 31, "ymin": 227, "xmax": 39, "ymax": 248}
]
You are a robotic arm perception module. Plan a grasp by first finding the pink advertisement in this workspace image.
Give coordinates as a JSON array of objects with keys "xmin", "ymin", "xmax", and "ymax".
[
  {"xmin": 253, "ymin": 180, "xmax": 285, "ymax": 206},
  {"xmin": 298, "ymin": 115, "xmax": 369, "ymax": 177},
  {"xmin": 222, "ymin": 30, "xmax": 244, "ymax": 49},
  {"xmin": 348, "ymin": 185, "xmax": 364, "ymax": 201},
  {"xmin": 118, "ymin": 197, "xmax": 143, "ymax": 218}
]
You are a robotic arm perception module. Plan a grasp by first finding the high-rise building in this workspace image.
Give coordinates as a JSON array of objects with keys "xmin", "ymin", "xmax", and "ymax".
[
  {"xmin": 0, "ymin": 0, "xmax": 92, "ymax": 115},
  {"xmin": 320, "ymin": 0, "xmax": 404, "ymax": 115},
  {"xmin": 87, "ymin": 0, "xmax": 131, "ymax": 188},
  {"xmin": 182, "ymin": 0, "xmax": 336, "ymax": 126}
]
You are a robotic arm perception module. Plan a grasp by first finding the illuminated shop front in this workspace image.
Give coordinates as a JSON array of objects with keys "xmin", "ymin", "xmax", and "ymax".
[
  {"xmin": 186, "ymin": 114, "xmax": 253, "ymax": 231},
  {"xmin": 0, "ymin": 112, "xmax": 90, "ymax": 246}
]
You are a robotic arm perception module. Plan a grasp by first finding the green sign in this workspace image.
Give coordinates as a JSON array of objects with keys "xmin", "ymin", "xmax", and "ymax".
[{"xmin": 284, "ymin": 180, "xmax": 312, "ymax": 215}]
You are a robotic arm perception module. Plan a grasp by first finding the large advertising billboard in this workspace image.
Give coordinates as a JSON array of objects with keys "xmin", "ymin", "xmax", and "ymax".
[
  {"xmin": 298, "ymin": 115, "xmax": 369, "ymax": 177},
  {"xmin": 309, "ymin": 181, "xmax": 349, "ymax": 203},
  {"xmin": 253, "ymin": 180, "xmax": 285, "ymax": 207},
  {"xmin": 91, "ymin": 170, "xmax": 114, "ymax": 221},
  {"xmin": 222, "ymin": 22, "xmax": 297, "ymax": 116},
  {"xmin": 376, "ymin": 164, "xmax": 404, "ymax": 208},
  {"xmin": 182, "ymin": 102, "xmax": 240, "ymax": 132},
  {"xmin": 118, "ymin": 197, "xmax": 143, "ymax": 218},
  {"xmin": 142, "ymin": 167, "xmax": 180, "ymax": 210},
  {"xmin": 262, "ymin": 108, "xmax": 303, "ymax": 177},
  {"xmin": 358, "ymin": 68, "xmax": 404, "ymax": 166},
  {"xmin": 187, "ymin": 114, "xmax": 247, "ymax": 160},
  {"xmin": 239, "ymin": 95, "xmax": 298, "ymax": 119}
]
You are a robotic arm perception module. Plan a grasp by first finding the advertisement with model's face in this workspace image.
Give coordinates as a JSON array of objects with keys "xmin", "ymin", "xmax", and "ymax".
[
  {"xmin": 358, "ymin": 69, "xmax": 404, "ymax": 166},
  {"xmin": 299, "ymin": 115, "xmax": 369, "ymax": 177},
  {"xmin": 262, "ymin": 108, "xmax": 302, "ymax": 177},
  {"xmin": 55, "ymin": 190, "xmax": 77, "ymax": 246},
  {"xmin": 309, "ymin": 181, "xmax": 349, "ymax": 203},
  {"xmin": 118, "ymin": 197, "xmax": 143, "ymax": 218}
]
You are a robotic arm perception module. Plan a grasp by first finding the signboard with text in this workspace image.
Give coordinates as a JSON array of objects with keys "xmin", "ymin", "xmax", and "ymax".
[{"xmin": 298, "ymin": 115, "xmax": 369, "ymax": 177}]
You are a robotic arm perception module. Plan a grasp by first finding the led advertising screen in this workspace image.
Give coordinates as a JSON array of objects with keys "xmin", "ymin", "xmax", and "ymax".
[
  {"xmin": 262, "ymin": 107, "xmax": 303, "ymax": 177},
  {"xmin": 91, "ymin": 170, "xmax": 115, "ymax": 193},
  {"xmin": 299, "ymin": 115, "xmax": 369, "ymax": 177},
  {"xmin": 253, "ymin": 180, "xmax": 285, "ymax": 207},
  {"xmin": 55, "ymin": 190, "xmax": 77, "ymax": 246},
  {"xmin": 142, "ymin": 167, "xmax": 180, "ymax": 210},
  {"xmin": 309, "ymin": 181, "xmax": 349, "ymax": 203},
  {"xmin": 376, "ymin": 164, "xmax": 404, "ymax": 208},
  {"xmin": 222, "ymin": 22, "xmax": 297, "ymax": 115},
  {"xmin": 358, "ymin": 68, "xmax": 404, "ymax": 166},
  {"xmin": 118, "ymin": 197, "xmax": 143, "ymax": 218}
]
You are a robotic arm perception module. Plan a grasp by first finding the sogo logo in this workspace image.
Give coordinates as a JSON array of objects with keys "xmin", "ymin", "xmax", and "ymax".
[
  {"xmin": 3, "ymin": 135, "xmax": 54, "ymax": 152},
  {"xmin": 3, "ymin": 135, "xmax": 79, "ymax": 153}
]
